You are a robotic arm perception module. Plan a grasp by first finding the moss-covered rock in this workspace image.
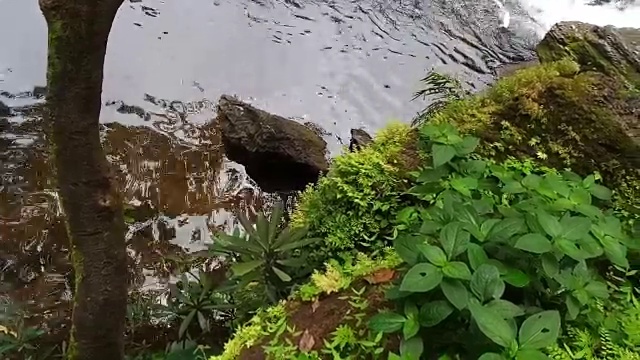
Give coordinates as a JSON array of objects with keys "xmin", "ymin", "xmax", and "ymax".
[
  {"xmin": 537, "ymin": 21, "xmax": 640, "ymax": 84},
  {"xmin": 428, "ymin": 57, "xmax": 640, "ymax": 219},
  {"xmin": 211, "ymin": 252, "xmax": 402, "ymax": 360}
]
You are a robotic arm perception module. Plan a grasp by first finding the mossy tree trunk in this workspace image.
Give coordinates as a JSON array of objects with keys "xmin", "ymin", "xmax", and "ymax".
[{"xmin": 38, "ymin": 0, "xmax": 127, "ymax": 359}]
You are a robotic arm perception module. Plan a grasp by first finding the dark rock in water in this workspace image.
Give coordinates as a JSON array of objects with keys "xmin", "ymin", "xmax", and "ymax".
[
  {"xmin": 537, "ymin": 21, "xmax": 640, "ymax": 83},
  {"xmin": 216, "ymin": 94, "xmax": 328, "ymax": 193},
  {"xmin": 349, "ymin": 128, "xmax": 373, "ymax": 152},
  {"xmin": 0, "ymin": 100, "xmax": 10, "ymax": 117}
]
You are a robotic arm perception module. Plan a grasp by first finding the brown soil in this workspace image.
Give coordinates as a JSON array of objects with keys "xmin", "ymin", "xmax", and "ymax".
[{"xmin": 239, "ymin": 281, "xmax": 397, "ymax": 360}]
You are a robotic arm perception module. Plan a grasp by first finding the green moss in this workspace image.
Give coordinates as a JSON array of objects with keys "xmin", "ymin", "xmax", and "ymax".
[
  {"xmin": 211, "ymin": 251, "xmax": 401, "ymax": 359},
  {"xmin": 536, "ymin": 27, "xmax": 640, "ymax": 86},
  {"xmin": 291, "ymin": 122, "xmax": 415, "ymax": 256},
  {"xmin": 426, "ymin": 59, "xmax": 640, "ymax": 224}
]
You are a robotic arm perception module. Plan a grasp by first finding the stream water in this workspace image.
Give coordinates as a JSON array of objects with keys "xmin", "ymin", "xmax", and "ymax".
[{"xmin": 0, "ymin": 0, "xmax": 638, "ymax": 346}]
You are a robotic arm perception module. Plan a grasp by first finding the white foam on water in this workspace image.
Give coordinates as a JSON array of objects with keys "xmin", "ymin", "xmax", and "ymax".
[{"xmin": 517, "ymin": 0, "xmax": 640, "ymax": 35}]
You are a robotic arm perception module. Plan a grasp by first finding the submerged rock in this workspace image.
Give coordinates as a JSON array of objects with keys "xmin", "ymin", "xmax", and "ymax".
[
  {"xmin": 537, "ymin": 21, "xmax": 640, "ymax": 83},
  {"xmin": 216, "ymin": 95, "xmax": 329, "ymax": 193}
]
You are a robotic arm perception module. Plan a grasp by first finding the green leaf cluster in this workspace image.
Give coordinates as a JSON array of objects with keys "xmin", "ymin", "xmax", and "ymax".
[
  {"xmin": 210, "ymin": 202, "xmax": 321, "ymax": 304},
  {"xmin": 367, "ymin": 123, "xmax": 638, "ymax": 359}
]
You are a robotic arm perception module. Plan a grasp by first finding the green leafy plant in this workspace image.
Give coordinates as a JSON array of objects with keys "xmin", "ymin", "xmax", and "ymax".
[
  {"xmin": 211, "ymin": 202, "xmax": 321, "ymax": 303},
  {"xmin": 368, "ymin": 122, "xmax": 636, "ymax": 359},
  {"xmin": 411, "ymin": 71, "xmax": 469, "ymax": 127},
  {"xmin": 168, "ymin": 271, "xmax": 234, "ymax": 340},
  {"xmin": 291, "ymin": 123, "xmax": 412, "ymax": 261},
  {"xmin": 0, "ymin": 299, "xmax": 50, "ymax": 360}
]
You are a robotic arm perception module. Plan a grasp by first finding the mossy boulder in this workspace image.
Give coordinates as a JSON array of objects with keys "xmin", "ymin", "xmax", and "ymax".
[
  {"xmin": 537, "ymin": 21, "xmax": 640, "ymax": 84},
  {"xmin": 216, "ymin": 95, "xmax": 329, "ymax": 193},
  {"xmin": 429, "ymin": 25, "xmax": 640, "ymax": 216}
]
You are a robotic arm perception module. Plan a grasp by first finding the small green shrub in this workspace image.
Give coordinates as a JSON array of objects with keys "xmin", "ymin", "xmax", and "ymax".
[
  {"xmin": 368, "ymin": 123, "xmax": 638, "ymax": 359},
  {"xmin": 210, "ymin": 202, "xmax": 321, "ymax": 304},
  {"xmin": 291, "ymin": 122, "xmax": 414, "ymax": 260}
]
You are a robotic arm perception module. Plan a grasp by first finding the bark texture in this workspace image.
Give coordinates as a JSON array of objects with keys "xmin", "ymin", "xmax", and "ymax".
[{"xmin": 38, "ymin": 0, "xmax": 127, "ymax": 359}]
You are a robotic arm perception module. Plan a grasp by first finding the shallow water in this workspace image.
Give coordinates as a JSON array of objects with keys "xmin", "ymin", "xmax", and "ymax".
[{"xmin": 0, "ymin": 0, "xmax": 542, "ymax": 143}]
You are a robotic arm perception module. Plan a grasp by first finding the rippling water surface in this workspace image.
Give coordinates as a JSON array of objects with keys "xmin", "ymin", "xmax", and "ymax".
[{"xmin": 1, "ymin": 0, "xmax": 542, "ymax": 140}]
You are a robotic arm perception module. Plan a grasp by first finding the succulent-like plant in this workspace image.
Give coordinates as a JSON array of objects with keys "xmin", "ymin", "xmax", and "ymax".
[{"xmin": 210, "ymin": 202, "xmax": 321, "ymax": 302}]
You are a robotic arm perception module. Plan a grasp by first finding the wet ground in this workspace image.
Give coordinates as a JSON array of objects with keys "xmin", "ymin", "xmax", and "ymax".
[{"xmin": 0, "ymin": 0, "xmax": 547, "ymax": 352}]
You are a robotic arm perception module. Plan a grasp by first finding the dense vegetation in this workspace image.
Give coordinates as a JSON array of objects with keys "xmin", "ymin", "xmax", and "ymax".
[{"xmin": 2, "ymin": 54, "xmax": 640, "ymax": 360}]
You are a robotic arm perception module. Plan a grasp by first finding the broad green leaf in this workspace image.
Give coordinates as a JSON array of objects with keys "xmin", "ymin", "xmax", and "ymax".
[
  {"xmin": 565, "ymin": 295, "xmax": 581, "ymax": 320},
  {"xmin": 395, "ymin": 235, "xmax": 421, "ymax": 265},
  {"xmin": 585, "ymin": 281, "xmax": 609, "ymax": 299},
  {"xmin": 503, "ymin": 181, "xmax": 526, "ymax": 194},
  {"xmin": 473, "ymin": 197, "xmax": 495, "ymax": 215},
  {"xmin": 271, "ymin": 266, "xmax": 292, "ymax": 282},
  {"xmin": 575, "ymin": 204, "xmax": 603, "ymax": 218},
  {"xmin": 600, "ymin": 235, "xmax": 629, "ymax": 269},
  {"xmin": 515, "ymin": 233, "xmax": 552, "ymax": 254},
  {"xmin": 418, "ymin": 244, "xmax": 448, "ymax": 267},
  {"xmin": 443, "ymin": 261, "xmax": 472, "ymax": 280},
  {"xmin": 570, "ymin": 188, "xmax": 591, "ymax": 205},
  {"xmin": 536, "ymin": 210, "xmax": 562, "ymax": 238},
  {"xmin": 479, "ymin": 353, "xmax": 507, "ymax": 360},
  {"xmin": 543, "ymin": 174, "xmax": 571, "ymax": 198},
  {"xmin": 471, "ymin": 264, "xmax": 505, "ymax": 302},
  {"xmin": 467, "ymin": 243, "xmax": 489, "ymax": 270},
  {"xmin": 460, "ymin": 159, "xmax": 487, "ymax": 176},
  {"xmin": 556, "ymin": 238, "xmax": 587, "ymax": 261},
  {"xmin": 518, "ymin": 311, "xmax": 561, "ymax": 350},
  {"xmin": 455, "ymin": 136, "xmax": 480, "ymax": 156},
  {"xmin": 420, "ymin": 220, "xmax": 441, "ymax": 235},
  {"xmin": 503, "ymin": 268, "xmax": 530, "ymax": 288},
  {"xmin": 401, "ymin": 336, "xmax": 424, "ymax": 359},
  {"xmin": 439, "ymin": 222, "xmax": 470, "ymax": 259},
  {"xmin": 400, "ymin": 263, "xmax": 443, "ymax": 293},
  {"xmin": 486, "ymin": 299, "xmax": 524, "ymax": 319},
  {"xmin": 516, "ymin": 349, "xmax": 551, "ymax": 360},
  {"xmin": 481, "ymin": 219, "xmax": 501, "ymax": 238},
  {"xmin": 522, "ymin": 174, "xmax": 542, "ymax": 189},
  {"xmin": 575, "ymin": 235, "xmax": 603, "ymax": 258},
  {"xmin": 403, "ymin": 316, "xmax": 420, "ymax": 339},
  {"xmin": 559, "ymin": 216, "xmax": 592, "ymax": 240},
  {"xmin": 590, "ymin": 184, "xmax": 612, "ymax": 201},
  {"xmin": 404, "ymin": 302, "xmax": 419, "ymax": 318},
  {"xmin": 418, "ymin": 166, "xmax": 451, "ymax": 183},
  {"xmin": 468, "ymin": 298, "xmax": 517, "ymax": 348},
  {"xmin": 451, "ymin": 177, "xmax": 478, "ymax": 197},
  {"xmin": 583, "ymin": 174, "xmax": 596, "ymax": 188},
  {"xmin": 488, "ymin": 217, "xmax": 527, "ymax": 243},
  {"xmin": 432, "ymin": 144, "xmax": 457, "ymax": 167},
  {"xmin": 231, "ymin": 260, "xmax": 263, "ymax": 277},
  {"xmin": 541, "ymin": 253, "xmax": 559, "ymax": 278},
  {"xmin": 388, "ymin": 353, "xmax": 402, "ymax": 360},
  {"xmin": 419, "ymin": 300, "xmax": 454, "ymax": 327},
  {"xmin": 440, "ymin": 279, "xmax": 469, "ymax": 310},
  {"xmin": 369, "ymin": 312, "xmax": 405, "ymax": 333}
]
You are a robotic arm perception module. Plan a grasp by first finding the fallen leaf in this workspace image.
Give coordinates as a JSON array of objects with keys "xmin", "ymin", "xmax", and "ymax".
[
  {"xmin": 365, "ymin": 268, "xmax": 396, "ymax": 284},
  {"xmin": 311, "ymin": 300, "xmax": 320, "ymax": 313},
  {"xmin": 298, "ymin": 329, "xmax": 315, "ymax": 352}
]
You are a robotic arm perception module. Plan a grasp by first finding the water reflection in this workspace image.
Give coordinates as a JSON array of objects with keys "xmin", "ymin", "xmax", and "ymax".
[
  {"xmin": 0, "ymin": 114, "xmax": 270, "ymax": 336},
  {"xmin": 1, "ymin": 0, "xmax": 538, "ymax": 151}
]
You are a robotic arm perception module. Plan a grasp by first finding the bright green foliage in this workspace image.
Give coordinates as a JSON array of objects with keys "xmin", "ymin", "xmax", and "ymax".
[
  {"xmin": 420, "ymin": 59, "xmax": 640, "ymax": 228},
  {"xmin": 291, "ymin": 122, "xmax": 416, "ymax": 257},
  {"xmin": 296, "ymin": 249, "xmax": 401, "ymax": 301},
  {"xmin": 367, "ymin": 123, "xmax": 637, "ymax": 359},
  {"xmin": 210, "ymin": 202, "xmax": 321, "ymax": 304}
]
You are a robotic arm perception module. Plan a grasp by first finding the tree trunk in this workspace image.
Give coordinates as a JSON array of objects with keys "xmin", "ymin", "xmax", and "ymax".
[{"xmin": 38, "ymin": 0, "xmax": 127, "ymax": 359}]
